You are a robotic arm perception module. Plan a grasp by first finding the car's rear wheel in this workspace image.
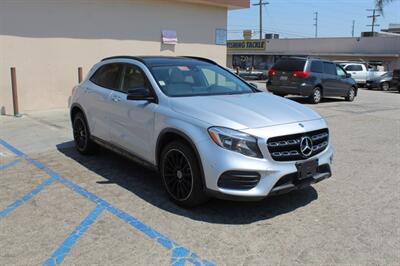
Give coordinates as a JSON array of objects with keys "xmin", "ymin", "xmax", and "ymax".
[
  {"xmin": 73, "ymin": 112, "xmax": 97, "ymax": 154},
  {"xmin": 160, "ymin": 141, "xmax": 208, "ymax": 207},
  {"xmin": 381, "ymin": 82, "xmax": 390, "ymax": 91},
  {"xmin": 345, "ymin": 87, "xmax": 356, "ymax": 102},
  {"xmin": 309, "ymin": 87, "xmax": 322, "ymax": 104}
]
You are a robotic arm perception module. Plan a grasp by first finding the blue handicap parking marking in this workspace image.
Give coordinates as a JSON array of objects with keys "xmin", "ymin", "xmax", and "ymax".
[
  {"xmin": 0, "ymin": 138, "xmax": 215, "ymax": 266},
  {"xmin": 0, "ymin": 159, "xmax": 20, "ymax": 171},
  {"xmin": 0, "ymin": 139, "xmax": 25, "ymax": 157},
  {"xmin": 43, "ymin": 205, "xmax": 105, "ymax": 266},
  {"xmin": 0, "ymin": 177, "xmax": 56, "ymax": 218}
]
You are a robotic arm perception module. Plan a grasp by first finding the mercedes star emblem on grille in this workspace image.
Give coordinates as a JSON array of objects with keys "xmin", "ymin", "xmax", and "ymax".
[{"xmin": 300, "ymin": 136, "xmax": 313, "ymax": 157}]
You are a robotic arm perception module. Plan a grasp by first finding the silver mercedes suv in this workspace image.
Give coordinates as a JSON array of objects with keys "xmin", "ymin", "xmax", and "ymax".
[{"xmin": 69, "ymin": 56, "xmax": 333, "ymax": 207}]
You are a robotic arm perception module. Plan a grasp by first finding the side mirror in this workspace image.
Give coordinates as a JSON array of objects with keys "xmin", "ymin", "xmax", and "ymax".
[
  {"xmin": 346, "ymin": 73, "xmax": 352, "ymax": 78},
  {"xmin": 127, "ymin": 88, "xmax": 156, "ymax": 102},
  {"xmin": 249, "ymin": 82, "xmax": 258, "ymax": 89}
]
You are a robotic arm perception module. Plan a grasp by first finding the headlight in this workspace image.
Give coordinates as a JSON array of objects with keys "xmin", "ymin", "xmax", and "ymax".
[{"xmin": 208, "ymin": 127, "xmax": 263, "ymax": 158}]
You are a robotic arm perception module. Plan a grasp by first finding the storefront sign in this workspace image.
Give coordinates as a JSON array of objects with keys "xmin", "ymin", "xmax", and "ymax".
[{"xmin": 227, "ymin": 40, "xmax": 265, "ymax": 50}]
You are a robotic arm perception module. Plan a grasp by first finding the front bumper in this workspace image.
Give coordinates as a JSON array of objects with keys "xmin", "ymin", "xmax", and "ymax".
[{"xmin": 196, "ymin": 119, "xmax": 333, "ymax": 200}]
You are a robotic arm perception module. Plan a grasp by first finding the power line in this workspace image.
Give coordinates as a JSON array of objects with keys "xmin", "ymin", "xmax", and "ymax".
[
  {"xmin": 313, "ymin": 12, "xmax": 318, "ymax": 38},
  {"xmin": 253, "ymin": 0, "xmax": 270, "ymax": 40}
]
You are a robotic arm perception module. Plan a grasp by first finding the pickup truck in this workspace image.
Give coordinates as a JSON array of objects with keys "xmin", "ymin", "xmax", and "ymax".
[{"xmin": 341, "ymin": 63, "xmax": 386, "ymax": 86}]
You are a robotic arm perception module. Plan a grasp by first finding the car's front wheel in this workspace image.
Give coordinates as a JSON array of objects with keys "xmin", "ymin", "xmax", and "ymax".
[
  {"xmin": 381, "ymin": 82, "xmax": 390, "ymax": 91},
  {"xmin": 72, "ymin": 112, "xmax": 98, "ymax": 154},
  {"xmin": 309, "ymin": 87, "xmax": 322, "ymax": 104},
  {"xmin": 345, "ymin": 87, "xmax": 356, "ymax": 102},
  {"xmin": 160, "ymin": 141, "xmax": 208, "ymax": 207}
]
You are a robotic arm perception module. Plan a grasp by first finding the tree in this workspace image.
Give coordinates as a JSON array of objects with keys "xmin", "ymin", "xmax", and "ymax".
[{"xmin": 376, "ymin": 0, "xmax": 395, "ymax": 13}]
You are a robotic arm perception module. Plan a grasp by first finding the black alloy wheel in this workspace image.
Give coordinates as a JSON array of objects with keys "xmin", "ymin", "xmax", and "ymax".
[
  {"xmin": 73, "ymin": 112, "xmax": 97, "ymax": 154},
  {"xmin": 160, "ymin": 141, "xmax": 208, "ymax": 207},
  {"xmin": 163, "ymin": 149, "xmax": 193, "ymax": 201}
]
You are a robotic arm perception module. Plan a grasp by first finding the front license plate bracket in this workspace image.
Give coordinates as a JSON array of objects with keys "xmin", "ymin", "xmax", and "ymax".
[{"xmin": 296, "ymin": 159, "xmax": 318, "ymax": 181}]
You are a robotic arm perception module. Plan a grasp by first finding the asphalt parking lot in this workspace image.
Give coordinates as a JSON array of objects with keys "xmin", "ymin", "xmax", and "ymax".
[{"xmin": 0, "ymin": 88, "xmax": 399, "ymax": 265}]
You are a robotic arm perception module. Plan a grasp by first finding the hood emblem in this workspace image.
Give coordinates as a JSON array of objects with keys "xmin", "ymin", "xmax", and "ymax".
[
  {"xmin": 299, "ymin": 123, "xmax": 304, "ymax": 128},
  {"xmin": 300, "ymin": 136, "xmax": 313, "ymax": 157}
]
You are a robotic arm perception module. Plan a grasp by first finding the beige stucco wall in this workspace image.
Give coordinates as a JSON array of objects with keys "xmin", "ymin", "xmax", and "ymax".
[{"xmin": 0, "ymin": 0, "xmax": 228, "ymax": 114}]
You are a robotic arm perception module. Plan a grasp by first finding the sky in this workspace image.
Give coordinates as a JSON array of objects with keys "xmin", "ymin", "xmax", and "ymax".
[{"xmin": 227, "ymin": 0, "xmax": 400, "ymax": 39}]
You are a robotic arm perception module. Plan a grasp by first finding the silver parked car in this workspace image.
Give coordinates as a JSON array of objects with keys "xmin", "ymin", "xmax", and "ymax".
[{"xmin": 69, "ymin": 56, "xmax": 333, "ymax": 207}]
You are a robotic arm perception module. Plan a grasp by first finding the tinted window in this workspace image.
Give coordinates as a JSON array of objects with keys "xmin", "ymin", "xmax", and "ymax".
[
  {"xmin": 151, "ymin": 64, "xmax": 254, "ymax": 97},
  {"xmin": 121, "ymin": 64, "xmax": 150, "ymax": 93},
  {"xmin": 90, "ymin": 64, "xmax": 122, "ymax": 89},
  {"xmin": 273, "ymin": 59, "xmax": 306, "ymax": 71},
  {"xmin": 345, "ymin": 65, "xmax": 363, "ymax": 71},
  {"xmin": 323, "ymin": 62, "xmax": 337, "ymax": 75},
  {"xmin": 310, "ymin": 61, "xmax": 323, "ymax": 73}
]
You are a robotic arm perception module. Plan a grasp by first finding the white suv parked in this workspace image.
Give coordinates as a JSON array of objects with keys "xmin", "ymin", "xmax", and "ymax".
[{"xmin": 69, "ymin": 56, "xmax": 333, "ymax": 207}]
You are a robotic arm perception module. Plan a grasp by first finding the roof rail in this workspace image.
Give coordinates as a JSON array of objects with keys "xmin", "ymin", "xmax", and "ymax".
[
  {"xmin": 101, "ymin": 56, "xmax": 146, "ymax": 64},
  {"xmin": 182, "ymin": 56, "xmax": 217, "ymax": 65}
]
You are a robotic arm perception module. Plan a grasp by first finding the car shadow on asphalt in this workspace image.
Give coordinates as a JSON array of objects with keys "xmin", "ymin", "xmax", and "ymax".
[
  {"xmin": 57, "ymin": 141, "xmax": 318, "ymax": 225},
  {"xmin": 286, "ymin": 96, "xmax": 346, "ymax": 104}
]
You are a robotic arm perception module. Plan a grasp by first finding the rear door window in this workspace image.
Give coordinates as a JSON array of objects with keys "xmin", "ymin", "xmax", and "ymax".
[
  {"xmin": 273, "ymin": 59, "xmax": 306, "ymax": 72},
  {"xmin": 345, "ymin": 65, "xmax": 363, "ymax": 71},
  {"xmin": 323, "ymin": 62, "xmax": 337, "ymax": 76},
  {"xmin": 310, "ymin": 61, "xmax": 323, "ymax": 73},
  {"xmin": 90, "ymin": 64, "xmax": 123, "ymax": 90}
]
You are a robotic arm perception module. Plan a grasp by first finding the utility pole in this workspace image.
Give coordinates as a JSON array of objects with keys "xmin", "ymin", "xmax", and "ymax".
[
  {"xmin": 367, "ymin": 8, "xmax": 381, "ymax": 35},
  {"xmin": 313, "ymin": 12, "xmax": 318, "ymax": 38},
  {"xmin": 253, "ymin": 0, "xmax": 269, "ymax": 40},
  {"xmin": 352, "ymin": 20, "xmax": 355, "ymax": 37}
]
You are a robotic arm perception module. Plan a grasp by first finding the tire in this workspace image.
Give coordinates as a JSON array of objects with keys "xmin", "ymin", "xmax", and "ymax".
[
  {"xmin": 381, "ymin": 82, "xmax": 390, "ymax": 91},
  {"xmin": 309, "ymin": 87, "xmax": 322, "ymax": 104},
  {"xmin": 160, "ymin": 141, "xmax": 208, "ymax": 207},
  {"xmin": 72, "ymin": 112, "xmax": 98, "ymax": 155},
  {"xmin": 345, "ymin": 87, "xmax": 356, "ymax": 102}
]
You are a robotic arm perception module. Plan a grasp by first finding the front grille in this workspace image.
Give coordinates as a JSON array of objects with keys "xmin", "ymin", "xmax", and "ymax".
[{"xmin": 267, "ymin": 129, "xmax": 329, "ymax": 161}]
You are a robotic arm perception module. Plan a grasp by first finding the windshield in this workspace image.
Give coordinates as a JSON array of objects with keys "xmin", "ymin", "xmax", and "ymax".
[{"xmin": 151, "ymin": 64, "xmax": 255, "ymax": 97}]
